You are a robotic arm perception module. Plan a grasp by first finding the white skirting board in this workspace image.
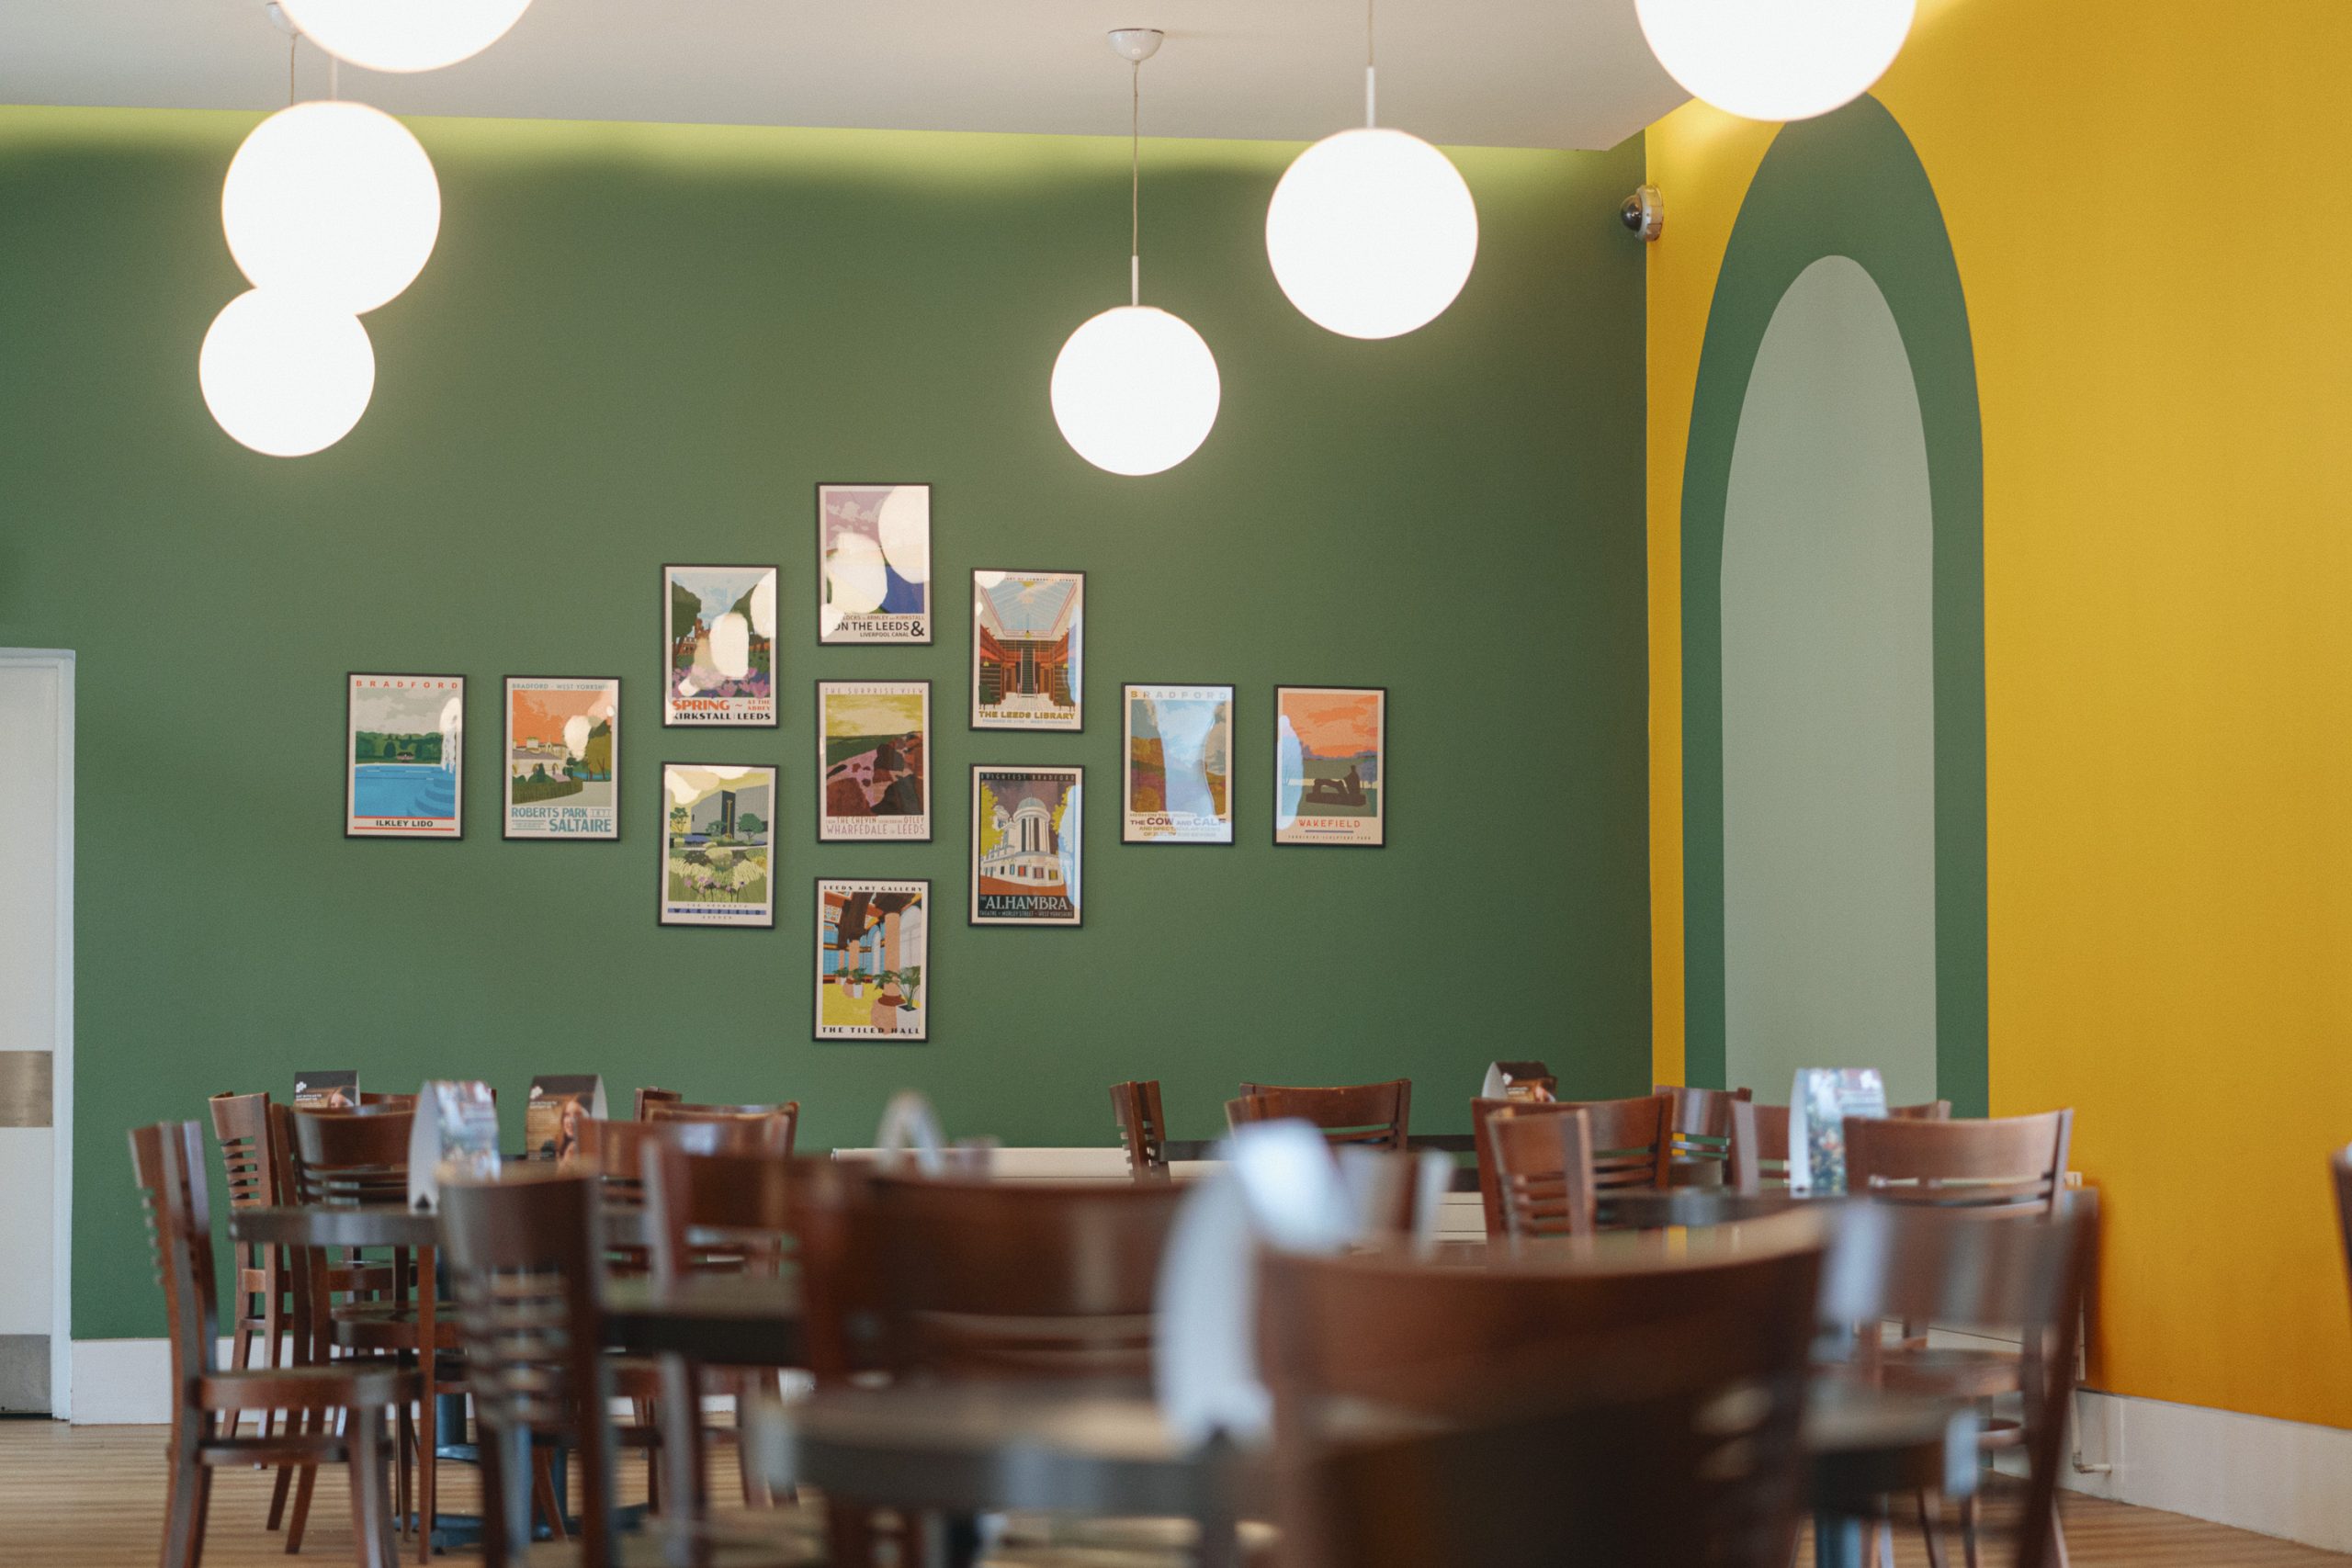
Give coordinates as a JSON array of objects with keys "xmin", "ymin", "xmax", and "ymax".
[{"xmin": 2057, "ymin": 1388, "xmax": 2352, "ymax": 1554}]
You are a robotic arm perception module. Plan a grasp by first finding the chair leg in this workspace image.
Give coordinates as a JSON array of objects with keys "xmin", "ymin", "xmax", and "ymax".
[
  {"xmin": 1916, "ymin": 1490, "xmax": 1948, "ymax": 1568},
  {"xmin": 286, "ymin": 1454, "xmax": 319, "ymax": 1554},
  {"xmin": 1872, "ymin": 1516, "xmax": 1895, "ymax": 1568},
  {"xmin": 1960, "ymin": 1492, "xmax": 1983, "ymax": 1568},
  {"xmin": 349, "ymin": 1408, "xmax": 398, "ymax": 1568},
  {"xmin": 393, "ymin": 1402, "xmax": 413, "ymax": 1539},
  {"xmin": 415, "ymin": 1371, "xmax": 437, "ymax": 1564},
  {"xmin": 163, "ymin": 1412, "xmax": 209, "ymax": 1568},
  {"xmin": 266, "ymin": 1448, "xmax": 296, "ymax": 1531},
  {"xmin": 2049, "ymin": 1507, "xmax": 2072, "ymax": 1568},
  {"xmin": 225, "ymin": 1321, "xmax": 253, "ymax": 1441},
  {"xmin": 531, "ymin": 1447, "xmax": 568, "ymax": 1543}
]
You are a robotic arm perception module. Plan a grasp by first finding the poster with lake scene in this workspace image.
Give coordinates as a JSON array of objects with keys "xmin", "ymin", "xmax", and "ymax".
[
  {"xmin": 660, "ymin": 763, "xmax": 775, "ymax": 927},
  {"xmin": 663, "ymin": 565, "xmax": 777, "ymax": 726},
  {"xmin": 345, "ymin": 674, "xmax": 464, "ymax": 838},
  {"xmin": 971, "ymin": 570, "xmax": 1083, "ymax": 730},
  {"xmin": 970, "ymin": 765, "xmax": 1082, "ymax": 925},
  {"xmin": 819, "ymin": 680, "xmax": 930, "ymax": 841},
  {"xmin": 503, "ymin": 677, "xmax": 619, "ymax": 840},
  {"xmin": 1273, "ymin": 685, "xmax": 1385, "ymax": 847},
  {"xmin": 817, "ymin": 879, "xmax": 929, "ymax": 1041},
  {"xmin": 1123, "ymin": 683, "xmax": 1234, "ymax": 844},
  {"xmin": 819, "ymin": 484, "xmax": 931, "ymax": 644}
]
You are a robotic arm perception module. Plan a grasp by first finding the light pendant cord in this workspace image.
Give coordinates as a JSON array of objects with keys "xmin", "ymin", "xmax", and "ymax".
[
  {"xmin": 1365, "ymin": 0, "xmax": 1377, "ymax": 127},
  {"xmin": 287, "ymin": 32, "xmax": 298, "ymax": 107},
  {"xmin": 1129, "ymin": 58, "xmax": 1141, "ymax": 306}
]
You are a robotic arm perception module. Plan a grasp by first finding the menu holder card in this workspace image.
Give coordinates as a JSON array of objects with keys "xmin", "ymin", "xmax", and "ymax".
[
  {"xmin": 293, "ymin": 1070, "xmax": 358, "ymax": 1111},
  {"xmin": 524, "ymin": 1075, "xmax": 606, "ymax": 1164},
  {"xmin": 1787, "ymin": 1068, "xmax": 1889, "ymax": 1196},
  {"xmin": 1479, "ymin": 1060, "xmax": 1557, "ymax": 1102},
  {"xmin": 407, "ymin": 1080, "xmax": 502, "ymax": 1213}
]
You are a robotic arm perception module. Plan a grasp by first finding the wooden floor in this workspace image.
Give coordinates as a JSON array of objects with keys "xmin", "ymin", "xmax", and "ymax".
[{"xmin": 1, "ymin": 1417, "xmax": 2344, "ymax": 1567}]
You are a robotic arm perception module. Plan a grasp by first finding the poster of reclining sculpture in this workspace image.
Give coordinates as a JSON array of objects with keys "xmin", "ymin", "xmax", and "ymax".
[{"xmin": 1272, "ymin": 685, "xmax": 1385, "ymax": 847}]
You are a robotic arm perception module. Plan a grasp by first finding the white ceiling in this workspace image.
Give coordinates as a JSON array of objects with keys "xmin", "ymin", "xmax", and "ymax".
[{"xmin": 0, "ymin": 2, "xmax": 1688, "ymax": 152}]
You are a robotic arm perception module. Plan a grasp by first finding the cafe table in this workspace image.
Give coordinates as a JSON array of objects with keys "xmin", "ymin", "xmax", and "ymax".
[{"xmin": 741, "ymin": 1377, "xmax": 1975, "ymax": 1568}]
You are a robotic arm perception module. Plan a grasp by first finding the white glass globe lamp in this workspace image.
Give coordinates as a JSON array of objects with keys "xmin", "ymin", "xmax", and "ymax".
[
  {"xmin": 199, "ymin": 288, "xmax": 376, "ymax": 457},
  {"xmin": 222, "ymin": 100, "xmax": 440, "ymax": 314},
  {"xmin": 277, "ymin": 0, "xmax": 534, "ymax": 73},
  {"xmin": 1635, "ymin": 0, "xmax": 1916, "ymax": 122}
]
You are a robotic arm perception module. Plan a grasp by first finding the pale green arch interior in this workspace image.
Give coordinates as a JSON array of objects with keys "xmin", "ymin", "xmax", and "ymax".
[{"xmin": 1720, "ymin": 254, "xmax": 1939, "ymax": 1106}]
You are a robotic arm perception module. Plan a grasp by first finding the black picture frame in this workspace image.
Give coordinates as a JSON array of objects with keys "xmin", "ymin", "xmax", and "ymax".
[
  {"xmin": 500, "ymin": 675, "xmax": 622, "ymax": 842},
  {"xmin": 814, "ymin": 875, "xmax": 933, "ymax": 1043},
  {"xmin": 815, "ymin": 678, "xmax": 934, "ymax": 844},
  {"xmin": 815, "ymin": 482, "xmax": 934, "ymax": 647},
  {"xmin": 1119, "ymin": 682, "xmax": 1238, "ymax": 846},
  {"xmin": 344, "ymin": 671, "xmax": 466, "ymax": 840},
  {"xmin": 656, "ymin": 761, "xmax": 779, "ymax": 929},
  {"xmin": 1271, "ymin": 684, "xmax": 1388, "ymax": 849},
  {"xmin": 968, "ymin": 763, "xmax": 1086, "ymax": 927},
  {"xmin": 661, "ymin": 563, "xmax": 781, "ymax": 728},
  {"xmin": 967, "ymin": 568, "xmax": 1086, "ymax": 733}
]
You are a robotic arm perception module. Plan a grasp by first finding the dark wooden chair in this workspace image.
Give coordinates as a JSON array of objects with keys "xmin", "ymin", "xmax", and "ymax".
[
  {"xmin": 134, "ymin": 1121, "xmax": 413, "ymax": 1568},
  {"xmin": 635, "ymin": 1087, "xmax": 684, "ymax": 1120},
  {"xmin": 357, "ymin": 1091, "xmax": 417, "ymax": 1110},
  {"xmin": 1729, "ymin": 1099, "xmax": 1958, "ymax": 1193},
  {"xmin": 208, "ymin": 1091, "xmax": 289, "ymax": 1441},
  {"xmin": 1470, "ymin": 1094, "xmax": 1672, "ymax": 1237},
  {"xmin": 1258, "ymin": 1213, "xmax": 1828, "ymax": 1568},
  {"xmin": 1477, "ymin": 1104, "xmax": 1595, "ymax": 1247},
  {"xmin": 439, "ymin": 1171, "xmax": 807, "ymax": 1568},
  {"xmin": 1891, "ymin": 1100, "xmax": 1956, "ymax": 1121},
  {"xmin": 1226, "ymin": 1079, "xmax": 1410, "ymax": 1150},
  {"xmin": 1110, "ymin": 1079, "xmax": 1170, "ymax": 1179},
  {"xmin": 648, "ymin": 1100, "xmax": 800, "ymax": 1156},
  {"xmin": 1818, "ymin": 1198, "xmax": 2095, "ymax": 1568},
  {"xmin": 1654, "ymin": 1082, "xmax": 1751, "ymax": 1184}
]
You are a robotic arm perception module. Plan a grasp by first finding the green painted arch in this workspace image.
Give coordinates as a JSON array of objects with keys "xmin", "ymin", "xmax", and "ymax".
[{"xmin": 1679, "ymin": 95, "xmax": 1987, "ymax": 1113}]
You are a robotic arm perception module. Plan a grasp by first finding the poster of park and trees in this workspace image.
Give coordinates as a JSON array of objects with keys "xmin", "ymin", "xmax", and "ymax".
[
  {"xmin": 818, "ymin": 680, "xmax": 930, "ymax": 841},
  {"xmin": 662, "ymin": 564, "xmax": 777, "ymax": 726},
  {"xmin": 345, "ymin": 673, "xmax": 465, "ymax": 838},
  {"xmin": 659, "ymin": 763, "xmax": 775, "ymax": 927},
  {"xmin": 503, "ymin": 677, "xmax": 619, "ymax": 840}
]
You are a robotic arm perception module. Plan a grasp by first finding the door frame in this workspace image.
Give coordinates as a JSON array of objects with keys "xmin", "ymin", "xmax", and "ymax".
[{"xmin": 0, "ymin": 649, "xmax": 74, "ymax": 1418}]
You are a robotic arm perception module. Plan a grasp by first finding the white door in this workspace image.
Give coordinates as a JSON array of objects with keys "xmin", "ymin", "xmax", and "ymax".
[{"xmin": 0, "ymin": 651, "xmax": 71, "ymax": 1415}]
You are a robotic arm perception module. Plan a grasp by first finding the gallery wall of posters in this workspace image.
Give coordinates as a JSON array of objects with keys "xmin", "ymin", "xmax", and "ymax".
[
  {"xmin": 1273, "ymin": 685, "xmax": 1386, "ymax": 847},
  {"xmin": 970, "ymin": 765, "xmax": 1083, "ymax": 925},
  {"xmin": 503, "ymin": 677, "xmax": 620, "ymax": 840},
  {"xmin": 1123, "ymin": 683, "xmax": 1235, "ymax": 845},
  {"xmin": 818, "ymin": 680, "xmax": 931, "ymax": 841},
  {"xmin": 660, "ymin": 762, "xmax": 776, "ymax": 927},
  {"xmin": 971, "ymin": 570, "xmax": 1084, "ymax": 730},
  {"xmin": 816, "ymin": 878, "xmax": 929, "ymax": 1041},
  {"xmin": 346, "ymin": 673, "xmax": 465, "ymax": 838},
  {"xmin": 663, "ymin": 564, "xmax": 778, "ymax": 726},
  {"xmin": 819, "ymin": 484, "xmax": 931, "ymax": 644}
]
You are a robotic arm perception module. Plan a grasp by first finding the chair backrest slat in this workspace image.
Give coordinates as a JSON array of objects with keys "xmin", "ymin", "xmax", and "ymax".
[
  {"xmin": 1653, "ymin": 1083, "xmax": 1751, "ymax": 1171},
  {"xmin": 1845, "ymin": 1111, "xmax": 2073, "ymax": 1218},
  {"xmin": 208, "ymin": 1091, "xmax": 278, "ymax": 1212},
  {"xmin": 1227, "ymin": 1080, "xmax": 1410, "ymax": 1151},
  {"xmin": 130, "ymin": 1121, "xmax": 225, "ymax": 1384},
  {"xmin": 634, "ymin": 1087, "xmax": 684, "ymax": 1120},
  {"xmin": 1478, "ymin": 1105, "xmax": 1595, "ymax": 1245},
  {"xmin": 646, "ymin": 1100, "xmax": 798, "ymax": 1156},
  {"xmin": 1111, "ymin": 1079, "xmax": 1170, "ymax": 1179},
  {"xmin": 1472, "ymin": 1095, "xmax": 1670, "ymax": 1235}
]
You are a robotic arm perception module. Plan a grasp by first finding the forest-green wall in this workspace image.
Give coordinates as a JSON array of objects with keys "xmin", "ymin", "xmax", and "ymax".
[{"xmin": 0, "ymin": 107, "xmax": 1649, "ymax": 1338}]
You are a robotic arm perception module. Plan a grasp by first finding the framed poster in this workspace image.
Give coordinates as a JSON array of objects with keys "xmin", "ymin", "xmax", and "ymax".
[
  {"xmin": 970, "ymin": 570, "xmax": 1084, "ymax": 730},
  {"xmin": 659, "ymin": 763, "xmax": 776, "ymax": 927},
  {"xmin": 818, "ymin": 680, "xmax": 931, "ymax": 841},
  {"xmin": 818, "ymin": 483, "xmax": 931, "ymax": 644},
  {"xmin": 970, "ymin": 765, "xmax": 1083, "ymax": 926},
  {"xmin": 816, "ymin": 878, "xmax": 930, "ymax": 1042},
  {"xmin": 345, "ymin": 673, "xmax": 464, "ymax": 838},
  {"xmin": 503, "ymin": 677, "xmax": 620, "ymax": 840},
  {"xmin": 1123, "ymin": 683, "xmax": 1235, "ymax": 845},
  {"xmin": 662, "ymin": 564, "xmax": 778, "ymax": 727},
  {"xmin": 1272, "ymin": 685, "xmax": 1386, "ymax": 847}
]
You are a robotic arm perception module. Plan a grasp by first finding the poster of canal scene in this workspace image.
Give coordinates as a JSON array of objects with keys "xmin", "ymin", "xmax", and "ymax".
[
  {"xmin": 503, "ymin": 677, "xmax": 619, "ymax": 840},
  {"xmin": 970, "ymin": 570, "xmax": 1083, "ymax": 730},
  {"xmin": 663, "ymin": 564, "xmax": 777, "ymax": 726},
  {"xmin": 970, "ymin": 765, "xmax": 1082, "ymax": 925},
  {"xmin": 660, "ymin": 763, "xmax": 775, "ymax": 927},
  {"xmin": 1123, "ymin": 683, "xmax": 1234, "ymax": 845},
  {"xmin": 819, "ymin": 483, "xmax": 931, "ymax": 644},
  {"xmin": 1273, "ymin": 685, "xmax": 1386, "ymax": 847},
  {"xmin": 816, "ymin": 879, "xmax": 929, "ymax": 1041},
  {"xmin": 818, "ymin": 680, "xmax": 930, "ymax": 841},
  {"xmin": 345, "ymin": 674, "xmax": 464, "ymax": 838}
]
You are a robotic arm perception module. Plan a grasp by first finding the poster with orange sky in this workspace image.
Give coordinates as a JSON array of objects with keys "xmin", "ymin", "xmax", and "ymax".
[
  {"xmin": 503, "ymin": 677, "xmax": 619, "ymax": 839},
  {"xmin": 1273, "ymin": 685, "xmax": 1385, "ymax": 847}
]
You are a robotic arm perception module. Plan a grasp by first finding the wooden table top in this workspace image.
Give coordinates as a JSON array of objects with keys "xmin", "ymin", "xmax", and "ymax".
[
  {"xmin": 599, "ymin": 1274, "xmax": 803, "ymax": 1366},
  {"xmin": 227, "ymin": 1202, "xmax": 653, "ymax": 1249}
]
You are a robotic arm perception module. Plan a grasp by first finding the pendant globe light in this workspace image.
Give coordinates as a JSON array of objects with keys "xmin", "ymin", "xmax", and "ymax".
[
  {"xmin": 1265, "ymin": 0, "xmax": 1476, "ymax": 341},
  {"xmin": 1635, "ymin": 0, "xmax": 1915, "ymax": 122},
  {"xmin": 1049, "ymin": 29, "xmax": 1222, "ymax": 478},
  {"xmin": 223, "ymin": 99, "xmax": 440, "ymax": 313},
  {"xmin": 200, "ymin": 288, "xmax": 376, "ymax": 457},
  {"xmin": 277, "ymin": 0, "xmax": 534, "ymax": 73}
]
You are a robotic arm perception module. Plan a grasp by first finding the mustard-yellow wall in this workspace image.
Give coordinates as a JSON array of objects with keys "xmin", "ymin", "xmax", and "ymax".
[{"xmin": 1646, "ymin": 0, "xmax": 2352, "ymax": 1426}]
